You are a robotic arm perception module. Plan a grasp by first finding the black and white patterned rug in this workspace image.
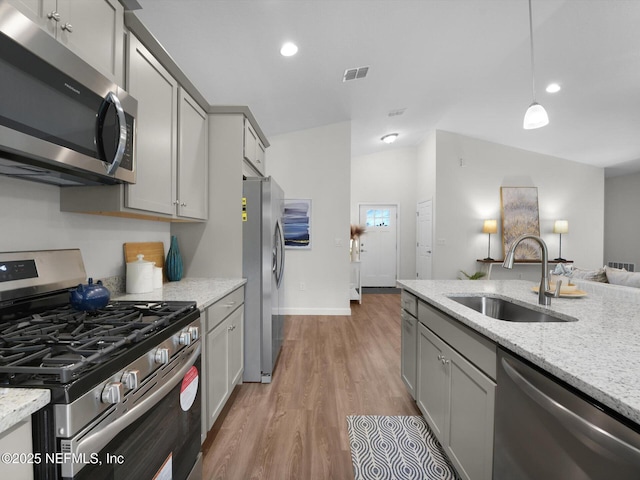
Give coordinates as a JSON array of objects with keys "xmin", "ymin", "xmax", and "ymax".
[{"xmin": 347, "ymin": 416, "xmax": 460, "ymax": 480}]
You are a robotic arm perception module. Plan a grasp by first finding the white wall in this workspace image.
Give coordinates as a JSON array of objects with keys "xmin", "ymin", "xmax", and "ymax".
[
  {"xmin": 417, "ymin": 131, "xmax": 604, "ymax": 279},
  {"xmin": 351, "ymin": 147, "xmax": 418, "ymax": 280},
  {"xmin": 267, "ymin": 122, "xmax": 351, "ymax": 315},
  {"xmin": 604, "ymin": 172, "xmax": 640, "ymax": 268},
  {"xmin": 0, "ymin": 176, "xmax": 169, "ymax": 278}
]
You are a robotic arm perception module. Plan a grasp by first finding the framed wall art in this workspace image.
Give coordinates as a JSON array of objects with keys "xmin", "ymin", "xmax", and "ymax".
[
  {"xmin": 500, "ymin": 187, "xmax": 541, "ymax": 260},
  {"xmin": 283, "ymin": 199, "xmax": 311, "ymax": 249}
]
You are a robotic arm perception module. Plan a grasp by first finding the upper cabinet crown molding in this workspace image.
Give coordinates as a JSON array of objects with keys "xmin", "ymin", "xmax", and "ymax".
[{"xmin": 123, "ymin": 10, "xmax": 209, "ymax": 113}]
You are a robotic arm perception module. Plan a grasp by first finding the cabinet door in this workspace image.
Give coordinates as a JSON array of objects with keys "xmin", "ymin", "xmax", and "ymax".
[
  {"xmin": 58, "ymin": 0, "xmax": 124, "ymax": 84},
  {"xmin": 126, "ymin": 34, "xmax": 177, "ymax": 216},
  {"xmin": 8, "ymin": 0, "xmax": 57, "ymax": 36},
  {"xmin": 243, "ymin": 118, "xmax": 257, "ymax": 164},
  {"xmin": 416, "ymin": 323, "xmax": 447, "ymax": 438},
  {"xmin": 177, "ymin": 88, "xmax": 208, "ymax": 220},
  {"xmin": 445, "ymin": 347, "xmax": 496, "ymax": 480},
  {"xmin": 206, "ymin": 315, "xmax": 229, "ymax": 431},
  {"xmin": 401, "ymin": 310, "xmax": 417, "ymax": 398},
  {"xmin": 227, "ymin": 306, "xmax": 244, "ymax": 388},
  {"xmin": 8, "ymin": 0, "xmax": 124, "ymax": 84}
]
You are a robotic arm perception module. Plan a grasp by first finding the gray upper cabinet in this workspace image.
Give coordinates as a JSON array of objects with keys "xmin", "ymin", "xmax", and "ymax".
[
  {"xmin": 8, "ymin": 0, "xmax": 124, "ymax": 84},
  {"xmin": 177, "ymin": 88, "xmax": 208, "ymax": 220},
  {"xmin": 243, "ymin": 117, "xmax": 266, "ymax": 176},
  {"xmin": 60, "ymin": 33, "xmax": 208, "ymax": 222},
  {"xmin": 126, "ymin": 32, "xmax": 177, "ymax": 216}
]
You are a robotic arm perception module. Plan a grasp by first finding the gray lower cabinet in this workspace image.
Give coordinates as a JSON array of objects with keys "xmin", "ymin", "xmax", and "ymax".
[
  {"xmin": 400, "ymin": 291, "xmax": 418, "ymax": 399},
  {"xmin": 0, "ymin": 419, "xmax": 33, "ymax": 479},
  {"xmin": 201, "ymin": 287, "xmax": 244, "ymax": 441},
  {"xmin": 415, "ymin": 300, "xmax": 496, "ymax": 480}
]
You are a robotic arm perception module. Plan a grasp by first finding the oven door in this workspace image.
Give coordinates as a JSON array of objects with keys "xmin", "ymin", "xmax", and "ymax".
[{"xmin": 61, "ymin": 349, "xmax": 201, "ymax": 480}]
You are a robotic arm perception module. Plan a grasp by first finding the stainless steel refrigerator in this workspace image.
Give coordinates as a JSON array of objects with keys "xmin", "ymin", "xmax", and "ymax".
[{"xmin": 242, "ymin": 177, "xmax": 285, "ymax": 383}]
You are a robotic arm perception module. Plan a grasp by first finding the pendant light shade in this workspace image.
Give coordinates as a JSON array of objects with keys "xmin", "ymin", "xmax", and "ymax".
[
  {"xmin": 523, "ymin": 0, "xmax": 548, "ymax": 130},
  {"xmin": 523, "ymin": 101, "xmax": 549, "ymax": 129}
]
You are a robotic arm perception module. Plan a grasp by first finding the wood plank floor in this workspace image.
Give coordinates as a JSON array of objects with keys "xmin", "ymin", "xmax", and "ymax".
[{"xmin": 202, "ymin": 293, "xmax": 420, "ymax": 480}]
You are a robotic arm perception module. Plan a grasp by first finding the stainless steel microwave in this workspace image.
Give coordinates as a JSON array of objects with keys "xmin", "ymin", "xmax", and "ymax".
[{"xmin": 0, "ymin": 1, "xmax": 137, "ymax": 186}]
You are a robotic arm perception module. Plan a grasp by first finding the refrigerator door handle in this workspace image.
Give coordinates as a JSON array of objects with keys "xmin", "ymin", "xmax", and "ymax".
[{"xmin": 274, "ymin": 218, "xmax": 285, "ymax": 288}]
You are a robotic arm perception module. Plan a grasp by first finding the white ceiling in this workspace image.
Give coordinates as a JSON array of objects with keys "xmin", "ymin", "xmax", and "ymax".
[{"xmin": 134, "ymin": 0, "xmax": 640, "ymax": 176}]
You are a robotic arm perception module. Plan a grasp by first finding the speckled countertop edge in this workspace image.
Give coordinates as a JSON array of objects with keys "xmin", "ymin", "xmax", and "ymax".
[
  {"xmin": 113, "ymin": 277, "xmax": 247, "ymax": 311},
  {"xmin": 397, "ymin": 279, "xmax": 640, "ymax": 425},
  {"xmin": 0, "ymin": 388, "xmax": 50, "ymax": 434},
  {"xmin": 0, "ymin": 277, "xmax": 246, "ymax": 436}
]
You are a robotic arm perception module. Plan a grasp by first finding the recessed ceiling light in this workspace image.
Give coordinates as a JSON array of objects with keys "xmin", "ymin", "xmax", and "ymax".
[
  {"xmin": 381, "ymin": 133, "xmax": 399, "ymax": 144},
  {"xmin": 546, "ymin": 83, "xmax": 561, "ymax": 93},
  {"xmin": 280, "ymin": 42, "xmax": 298, "ymax": 57}
]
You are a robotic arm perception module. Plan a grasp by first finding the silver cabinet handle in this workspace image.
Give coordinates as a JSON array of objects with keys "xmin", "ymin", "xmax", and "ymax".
[
  {"xmin": 61, "ymin": 23, "xmax": 73, "ymax": 33},
  {"xmin": 180, "ymin": 202, "xmax": 187, "ymax": 207},
  {"xmin": 47, "ymin": 11, "xmax": 60, "ymax": 21},
  {"xmin": 224, "ymin": 302, "xmax": 236, "ymax": 308}
]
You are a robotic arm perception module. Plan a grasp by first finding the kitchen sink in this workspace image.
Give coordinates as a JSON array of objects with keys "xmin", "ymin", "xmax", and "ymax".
[{"xmin": 448, "ymin": 295, "xmax": 576, "ymax": 323}]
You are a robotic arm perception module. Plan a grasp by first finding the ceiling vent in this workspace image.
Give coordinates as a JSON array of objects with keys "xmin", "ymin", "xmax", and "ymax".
[
  {"xmin": 388, "ymin": 108, "xmax": 406, "ymax": 117},
  {"xmin": 342, "ymin": 66, "xmax": 369, "ymax": 82}
]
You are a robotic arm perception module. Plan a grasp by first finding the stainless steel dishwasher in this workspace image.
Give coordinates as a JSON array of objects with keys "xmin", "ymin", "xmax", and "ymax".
[{"xmin": 494, "ymin": 348, "xmax": 640, "ymax": 479}]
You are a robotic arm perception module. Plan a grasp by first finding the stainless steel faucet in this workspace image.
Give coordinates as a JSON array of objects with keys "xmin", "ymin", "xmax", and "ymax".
[{"xmin": 502, "ymin": 234, "xmax": 561, "ymax": 305}]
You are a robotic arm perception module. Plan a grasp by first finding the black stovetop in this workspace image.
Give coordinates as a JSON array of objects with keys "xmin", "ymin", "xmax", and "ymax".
[{"xmin": 0, "ymin": 298, "xmax": 199, "ymax": 403}]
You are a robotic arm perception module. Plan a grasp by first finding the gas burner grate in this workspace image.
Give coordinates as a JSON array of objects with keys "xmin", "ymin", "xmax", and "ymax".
[{"xmin": 0, "ymin": 301, "xmax": 196, "ymax": 384}]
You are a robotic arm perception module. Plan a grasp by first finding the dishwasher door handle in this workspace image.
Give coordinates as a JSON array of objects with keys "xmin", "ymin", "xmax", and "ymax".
[{"xmin": 501, "ymin": 356, "xmax": 640, "ymax": 464}]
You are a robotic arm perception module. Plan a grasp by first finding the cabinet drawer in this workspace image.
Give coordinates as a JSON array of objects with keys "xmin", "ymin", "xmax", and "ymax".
[
  {"xmin": 418, "ymin": 300, "xmax": 496, "ymax": 380},
  {"xmin": 207, "ymin": 287, "xmax": 244, "ymax": 332},
  {"xmin": 401, "ymin": 290, "xmax": 418, "ymax": 317}
]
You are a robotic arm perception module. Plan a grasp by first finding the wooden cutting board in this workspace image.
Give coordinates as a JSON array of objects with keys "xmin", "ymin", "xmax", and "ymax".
[{"xmin": 123, "ymin": 242, "xmax": 166, "ymax": 281}]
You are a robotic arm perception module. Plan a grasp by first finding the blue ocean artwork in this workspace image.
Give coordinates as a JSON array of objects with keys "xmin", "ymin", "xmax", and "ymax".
[{"xmin": 284, "ymin": 200, "xmax": 310, "ymax": 248}]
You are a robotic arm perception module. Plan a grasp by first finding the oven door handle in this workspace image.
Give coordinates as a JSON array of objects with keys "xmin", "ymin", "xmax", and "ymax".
[{"xmin": 62, "ymin": 343, "xmax": 201, "ymax": 477}]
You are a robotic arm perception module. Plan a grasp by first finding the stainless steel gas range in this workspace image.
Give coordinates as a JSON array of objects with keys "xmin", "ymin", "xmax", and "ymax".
[{"xmin": 0, "ymin": 249, "xmax": 202, "ymax": 480}]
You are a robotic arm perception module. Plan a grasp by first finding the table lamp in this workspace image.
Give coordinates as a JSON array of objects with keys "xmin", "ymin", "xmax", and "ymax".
[
  {"xmin": 482, "ymin": 219, "xmax": 498, "ymax": 261},
  {"xmin": 553, "ymin": 220, "xmax": 568, "ymax": 261}
]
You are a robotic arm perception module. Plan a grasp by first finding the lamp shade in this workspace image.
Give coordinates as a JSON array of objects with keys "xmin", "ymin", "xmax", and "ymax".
[
  {"xmin": 553, "ymin": 220, "xmax": 569, "ymax": 234},
  {"xmin": 482, "ymin": 219, "xmax": 498, "ymax": 234},
  {"xmin": 523, "ymin": 102, "xmax": 549, "ymax": 130}
]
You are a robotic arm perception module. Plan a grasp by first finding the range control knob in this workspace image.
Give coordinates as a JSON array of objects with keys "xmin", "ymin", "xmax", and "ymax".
[
  {"xmin": 155, "ymin": 347, "xmax": 170, "ymax": 365},
  {"xmin": 187, "ymin": 326, "xmax": 199, "ymax": 341},
  {"xmin": 101, "ymin": 382, "xmax": 124, "ymax": 404},
  {"xmin": 121, "ymin": 369, "xmax": 140, "ymax": 390},
  {"xmin": 179, "ymin": 331, "xmax": 192, "ymax": 346}
]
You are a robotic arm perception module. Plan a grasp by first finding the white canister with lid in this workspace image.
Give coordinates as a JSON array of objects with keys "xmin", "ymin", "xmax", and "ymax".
[{"xmin": 126, "ymin": 254, "xmax": 154, "ymax": 294}]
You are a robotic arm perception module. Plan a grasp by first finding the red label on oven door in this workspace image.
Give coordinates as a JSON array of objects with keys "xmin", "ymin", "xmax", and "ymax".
[{"xmin": 180, "ymin": 366, "xmax": 199, "ymax": 411}]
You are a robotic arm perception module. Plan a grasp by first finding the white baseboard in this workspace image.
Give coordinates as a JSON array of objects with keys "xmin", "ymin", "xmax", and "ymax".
[{"xmin": 280, "ymin": 307, "xmax": 352, "ymax": 316}]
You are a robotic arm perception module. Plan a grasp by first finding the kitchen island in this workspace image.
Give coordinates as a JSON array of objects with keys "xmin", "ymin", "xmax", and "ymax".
[{"xmin": 398, "ymin": 279, "xmax": 640, "ymax": 425}]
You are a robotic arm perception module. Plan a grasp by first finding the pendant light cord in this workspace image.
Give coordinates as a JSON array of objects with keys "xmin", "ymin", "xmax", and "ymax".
[{"xmin": 528, "ymin": 0, "xmax": 537, "ymax": 102}]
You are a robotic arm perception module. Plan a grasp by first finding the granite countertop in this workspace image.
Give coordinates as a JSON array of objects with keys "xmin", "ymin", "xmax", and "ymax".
[
  {"xmin": 397, "ymin": 279, "xmax": 640, "ymax": 425},
  {"xmin": 0, "ymin": 388, "xmax": 50, "ymax": 435},
  {"xmin": 0, "ymin": 277, "xmax": 246, "ymax": 436},
  {"xmin": 113, "ymin": 277, "xmax": 246, "ymax": 311}
]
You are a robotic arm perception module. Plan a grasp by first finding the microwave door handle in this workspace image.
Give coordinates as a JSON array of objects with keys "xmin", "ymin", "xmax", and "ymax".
[{"xmin": 102, "ymin": 92, "xmax": 127, "ymax": 175}]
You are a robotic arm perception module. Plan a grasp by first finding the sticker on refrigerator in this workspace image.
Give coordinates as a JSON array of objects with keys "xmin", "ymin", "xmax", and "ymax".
[{"xmin": 180, "ymin": 366, "xmax": 199, "ymax": 411}]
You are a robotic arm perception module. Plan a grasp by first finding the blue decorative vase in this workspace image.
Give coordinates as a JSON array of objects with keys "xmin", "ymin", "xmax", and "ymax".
[{"xmin": 166, "ymin": 235, "xmax": 184, "ymax": 282}]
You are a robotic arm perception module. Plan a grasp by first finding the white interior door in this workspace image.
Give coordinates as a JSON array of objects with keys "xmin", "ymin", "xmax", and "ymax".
[
  {"xmin": 358, "ymin": 204, "xmax": 398, "ymax": 287},
  {"xmin": 417, "ymin": 199, "xmax": 433, "ymax": 279}
]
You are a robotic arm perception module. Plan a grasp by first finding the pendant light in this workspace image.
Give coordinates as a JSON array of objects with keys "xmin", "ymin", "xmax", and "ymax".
[{"xmin": 523, "ymin": 0, "xmax": 549, "ymax": 129}]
